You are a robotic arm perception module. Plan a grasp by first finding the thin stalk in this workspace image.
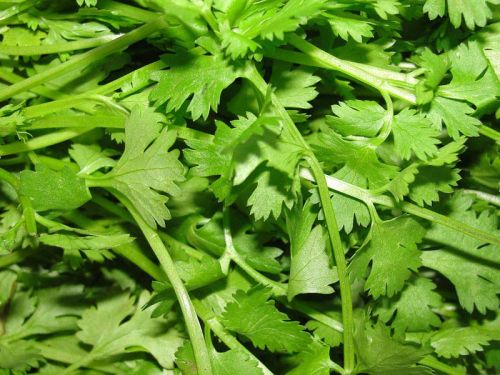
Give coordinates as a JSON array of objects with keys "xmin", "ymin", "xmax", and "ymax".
[
  {"xmin": 304, "ymin": 170, "xmax": 500, "ymax": 246},
  {"xmin": 478, "ymin": 124, "xmax": 500, "ymax": 143},
  {"xmin": 286, "ymin": 34, "xmax": 417, "ymax": 104},
  {"xmin": 0, "ymin": 128, "xmax": 93, "ymax": 157},
  {"xmin": 462, "ymin": 189, "xmax": 500, "ymax": 207},
  {"xmin": 419, "ymin": 356, "xmax": 466, "ymax": 375},
  {"xmin": 114, "ymin": 193, "xmax": 213, "ymax": 375},
  {"xmin": 0, "ymin": 0, "xmax": 40, "ymax": 23},
  {"xmin": 0, "ymin": 249, "xmax": 34, "ymax": 268},
  {"xmin": 98, "ymin": 0, "xmax": 159, "ymax": 22},
  {"xmin": 306, "ymin": 157, "xmax": 355, "ymax": 373},
  {"xmin": 0, "ymin": 35, "xmax": 121, "ymax": 56},
  {"xmin": 222, "ymin": 209, "xmax": 287, "ymax": 297},
  {"xmin": 265, "ymin": 48, "xmax": 418, "ymax": 86},
  {"xmin": 245, "ymin": 65, "xmax": 355, "ymax": 373},
  {"xmin": 0, "ymin": 17, "xmax": 166, "ymax": 102},
  {"xmin": 106, "ymin": 232, "xmax": 274, "ymax": 375}
]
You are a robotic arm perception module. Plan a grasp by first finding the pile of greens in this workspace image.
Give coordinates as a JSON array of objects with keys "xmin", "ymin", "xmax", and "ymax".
[{"xmin": 0, "ymin": 0, "xmax": 499, "ymax": 374}]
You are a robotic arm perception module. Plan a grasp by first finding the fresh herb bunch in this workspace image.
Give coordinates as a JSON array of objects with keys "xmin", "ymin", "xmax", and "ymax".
[{"xmin": 0, "ymin": 0, "xmax": 499, "ymax": 374}]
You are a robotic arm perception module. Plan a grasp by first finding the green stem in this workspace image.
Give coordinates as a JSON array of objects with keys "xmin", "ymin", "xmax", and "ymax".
[
  {"xmin": 115, "ymin": 193, "xmax": 213, "ymax": 375},
  {"xmin": 106, "ymin": 231, "xmax": 273, "ymax": 375},
  {"xmin": 0, "ymin": 128, "xmax": 93, "ymax": 157},
  {"xmin": 0, "ymin": 249, "xmax": 30, "ymax": 268},
  {"xmin": 0, "ymin": 0, "xmax": 40, "ymax": 23},
  {"xmin": 98, "ymin": 0, "xmax": 159, "ymax": 22},
  {"xmin": 265, "ymin": 48, "xmax": 418, "ymax": 86},
  {"xmin": 0, "ymin": 17, "xmax": 166, "ymax": 102},
  {"xmin": 0, "ymin": 35, "xmax": 121, "ymax": 56},
  {"xmin": 306, "ymin": 157, "xmax": 355, "ymax": 373},
  {"xmin": 193, "ymin": 300, "xmax": 274, "ymax": 375},
  {"xmin": 245, "ymin": 64, "xmax": 355, "ymax": 373},
  {"xmin": 286, "ymin": 34, "xmax": 417, "ymax": 104},
  {"xmin": 419, "ymin": 356, "xmax": 465, "ymax": 375},
  {"xmin": 304, "ymin": 170, "xmax": 500, "ymax": 246},
  {"xmin": 478, "ymin": 124, "xmax": 500, "ymax": 143},
  {"xmin": 0, "ymin": 167, "xmax": 19, "ymax": 189},
  {"xmin": 462, "ymin": 189, "xmax": 500, "ymax": 207},
  {"xmin": 222, "ymin": 209, "xmax": 287, "ymax": 297}
]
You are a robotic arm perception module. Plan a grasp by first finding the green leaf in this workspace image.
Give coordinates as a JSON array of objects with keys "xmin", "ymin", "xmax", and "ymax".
[
  {"xmin": 39, "ymin": 232, "xmax": 132, "ymax": 268},
  {"xmin": 376, "ymin": 277, "xmax": 443, "ymax": 334},
  {"xmin": 354, "ymin": 320, "xmax": 432, "ymax": 375},
  {"xmin": 439, "ymin": 41, "xmax": 500, "ymax": 108},
  {"xmin": 287, "ymin": 342, "xmax": 331, "ymax": 375},
  {"xmin": 270, "ymin": 63, "xmax": 320, "ymax": 109},
  {"xmin": 221, "ymin": 287, "xmax": 312, "ymax": 353},
  {"xmin": 286, "ymin": 201, "xmax": 337, "ymax": 300},
  {"xmin": 421, "ymin": 193, "xmax": 500, "ymax": 313},
  {"xmin": 424, "ymin": 0, "xmax": 495, "ymax": 29},
  {"xmin": 350, "ymin": 216, "xmax": 426, "ymax": 298},
  {"xmin": 20, "ymin": 165, "xmax": 91, "ymax": 211},
  {"xmin": 427, "ymin": 96, "xmax": 481, "ymax": 140},
  {"xmin": 326, "ymin": 12, "xmax": 374, "ymax": 42},
  {"xmin": 327, "ymin": 100, "xmax": 386, "ymax": 138},
  {"xmin": 150, "ymin": 53, "xmax": 242, "ymax": 120},
  {"xmin": 392, "ymin": 109, "xmax": 440, "ymax": 161},
  {"xmin": 69, "ymin": 144, "xmax": 116, "ymax": 176},
  {"xmin": 430, "ymin": 317, "xmax": 500, "ymax": 358},
  {"xmin": 211, "ymin": 348, "xmax": 264, "ymax": 375},
  {"xmin": 76, "ymin": 292, "xmax": 183, "ymax": 369},
  {"xmin": 409, "ymin": 166, "xmax": 461, "ymax": 206},
  {"xmin": 93, "ymin": 106, "xmax": 185, "ymax": 228}
]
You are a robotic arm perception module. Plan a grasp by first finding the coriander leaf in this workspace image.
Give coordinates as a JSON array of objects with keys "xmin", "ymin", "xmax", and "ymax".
[
  {"xmin": 212, "ymin": 348, "xmax": 264, "ymax": 375},
  {"xmin": 430, "ymin": 317, "xmax": 500, "ymax": 358},
  {"xmin": 327, "ymin": 100, "xmax": 386, "ymax": 138},
  {"xmin": 247, "ymin": 168, "xmax": 297, "ymax": 221},
  {"xmin": 39, "ymin": 232, "xmax": 132, "ymax": 268},
  {"xmin": 270, "ymin": 63, "xmax": 320, "ymax": 109},
  {"xmin": 76, "ymin": 292, "xmax": 183, "ymax": 369},
  {"xmin": 355, "ymin": 320, "xmax": 432, "ymax": 375},
  {"xmin": 427, "ymin": 96, "xmax": 481, "ymax": 140},
  {"xmin": 305, "ymin": 319, "xmax": 343, "ymax": 348},
  {"xmin": 91, "ymin": 106, "xmax": 185, "ymax": 228},
  {"xmin": 376, "ymin": 277, "xmax": 443, "ymax": 334},
  {"xmin": 350, "ymin": 216, "xmax": 426, "ymax": 298},
  {"xmin": 221, "ymin": 287, "xmax": 312, "ymax": 353},
  {"xmin": 288, "ymin": 342, "xmax": 332, "ymax": 375},
  {"xmin": 0, "ymin": 340, "xmax": 41, "ymax": 371},
  {"xmin": 409, "ymin": 166, "xmax": 461, "ymax": 206},
  {"xmin": 326, "ymin": 12, "xmax": 374, "ymax": 43},
  {"xmin": 422, "ymin": 193, "xmax": 500, "ymax": 313},
  {"xmin": 69, "ymin": 144, "xmax": 116, "ymax": 176},
  {"xmin": 20, "ymin": 165, "xmax": 91, "ymax": 212},
  {"xmin": 150, "ymin": 53, "xmax": 242, "ymax": 120},
  {"xmin": 286, "ymin": 201, "xmax": 337, "ymax": 300},
  {"xmin": 424, "ymin": 0, "xmax": 495, "ymax": 29},
  {"xmin": 439, "ymin": 41, "xmax": 499, "ymax": 109},
  {"xmin": 392, "ymin": 109, "xmax": 440, "ymax": 161}
]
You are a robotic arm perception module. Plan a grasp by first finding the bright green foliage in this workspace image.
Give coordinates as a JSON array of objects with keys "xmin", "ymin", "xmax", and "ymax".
[
  {"xmin": 0, "ymin": 0, "xmax": 499, "ymax": 373},
  {"xmin": 20, "ymin": 166, "xmax": 91, "ymax": 211},
  {"xmin": 350, "ymin": 216, "xmax": 426, "ymax": 298},
  {"xmin": 286, "ymin": 201, "xmax": 337, "ymax": 300},
  {"xmin": 327, "ymin": 100, "xmax": 386, "ymax": 138},
  {"xmin": 430, "ymin": 317, "xmax": 500, "ymax": 358},
  {"xmin": 392, "ymin": 109, "xmax": 440, "ymax": 161},
  {"xmin": 354, "ymin": 319, "xmax": 433, "ymax": 375},
  {"xmin": 150, "ymin": 53, "xmax": 242, "ymax": 120},
  {"xmin": 422, "ymin": 193, "xmax": 500, "ymax": 313},
  {"xmin": 424, "ymin": 0, "xmax": 495, "ymax": 29},
  {"xmin": 376, "ymin": 277, "xmax": 443, "ymax": 334},
  {"xmin": 221, "ymin": 287, "xmax": 312, "ymax": 352},
  {"xmin": 91, "ymin": 106, "xmax": 185, "ymax": 227}
]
